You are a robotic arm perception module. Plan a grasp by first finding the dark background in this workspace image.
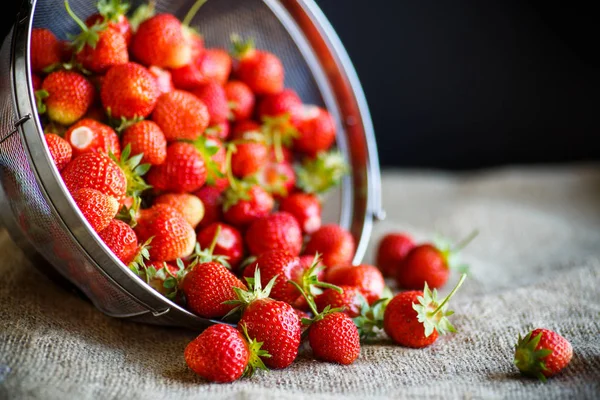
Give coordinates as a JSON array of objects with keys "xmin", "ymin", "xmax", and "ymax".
[{"xmin": 4, "ymin": 0, "xmax": 599, "ymax": 169}]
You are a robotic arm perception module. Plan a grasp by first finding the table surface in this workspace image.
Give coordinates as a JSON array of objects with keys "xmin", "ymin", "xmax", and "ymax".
[{"xmin": 1, "ymin": 165, "xmax": 600, "ymax": 400}]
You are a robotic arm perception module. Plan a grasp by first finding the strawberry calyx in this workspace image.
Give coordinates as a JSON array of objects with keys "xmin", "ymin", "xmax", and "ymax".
[
  {"xmin": 513, "ymin": 331, "xmax": 553, "ymax": 382},
  {"xmin": 295, "ymin": 150, "xmax": 348, "ymax": 195},
  {"xmin": 110, "ymin": 144, "xmax": 152, "ymax": 199},
  {"xmin": 35, "ymin": 90, "xmax": 49, "ymax": 114},
  {"xmin": 238, "ymin": 323, "xmax": 270, "ymax": 377},
  {"xmin": 433, "ymin": 230, "xmax": 479, "ymax": 274},
  {"xmin": 353, "ymin": 295, "xmax": 390, "ymax": 341},
  {"xmin": 261, "ymin": 114, "xmax": 298, "ymax": 163},
  {"xmin": 288, "ymin": 279, "xmax": 343, "ymax": 327},
  {"xmin": 111, "ymin": 115, "xmax": 145, "ymax": 133},
  {"xmin": 298, "ymin": 253, "xmax": 341, "ymax": 298},
  {"xmin": 42, "ymin": 60, "xmax": 93, "ymax": 76},
  {"xmin": 413, "ymin": 273, "xmax": 467, "ymax": 338},
  {"xmin": 128, "ymin": 236, "xmax": 152, "ymax": 276},
  {"xmin": 222, "ymin": 267, "xmax": 277, "ymax": 318},
  {"xmin": 96, "ymin": 0, "xmax": 130, "ymax": 23},
  {"xmin": 190, "ymin": 136, "xmax": 225, "ymax": 186},
  {"xmin": 186, "ymin": 224, "xmax": 231, "ymax": 270},
  {"xmin": 65, "ymin": 0, "xmax": 109, "ymax": 52},
  {"xmin": 116, "ymin": 195, "xmax": 142, "ymax": 227},
  {"xmin": 129, "ymin": 1, "xmax": 155, "ymax": 32},
  {"xmin": 230, "ymin": 34, "xmax": 256, "ymax": 60}
]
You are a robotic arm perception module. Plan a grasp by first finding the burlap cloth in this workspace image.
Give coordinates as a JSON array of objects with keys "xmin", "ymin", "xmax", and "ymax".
[{"xmin": 1, "ymin": 165, "xmax": 600, "ymax": 399}]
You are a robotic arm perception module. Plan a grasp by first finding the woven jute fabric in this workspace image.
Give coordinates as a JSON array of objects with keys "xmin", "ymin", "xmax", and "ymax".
[{"xmin": 1, "ymin": 165, "xmax": 600, "ymax": 399}]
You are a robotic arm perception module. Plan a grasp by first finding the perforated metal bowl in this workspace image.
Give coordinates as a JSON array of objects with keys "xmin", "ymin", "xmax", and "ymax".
[{"xmin": 0, "ymin": 0, "xmax": 383, "ymax": 329}]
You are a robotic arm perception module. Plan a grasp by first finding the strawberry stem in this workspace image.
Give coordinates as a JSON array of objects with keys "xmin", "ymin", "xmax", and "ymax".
[
  {"xmin": 289, "ymin": 280, "xmax": 319, "ymax": 316},
  {"xmin": 430, "ymin": 273, "xmax": 466, "ymax": 316},
  {"xmin": 208, "ymin": 224, "xmax": 222, "ymax": 255},
  {"xmin": 451, "ymin": 230, "xmax": 479, "ymax": 253},
  {"xmin": 64, "ymin": 0, "xmax": 89, "ymax": 32},
  {"xmin": 182, "ymin": 0, "xmax": 208, "ymax": 27},
  {"xmin": 225, "ymin": 143, "xmax": 238, "ymax": 191}
]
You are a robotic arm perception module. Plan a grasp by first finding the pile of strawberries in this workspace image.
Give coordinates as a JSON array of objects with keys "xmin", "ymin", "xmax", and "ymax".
[{"xmin": 31, "ymin": 0, "xmax": 573, "ymax": 384}]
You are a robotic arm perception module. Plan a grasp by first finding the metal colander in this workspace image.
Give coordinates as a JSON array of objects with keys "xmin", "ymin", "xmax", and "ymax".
[{"xmin": 0, "ymin": 0, "xmax": 383, "ymax": 330}]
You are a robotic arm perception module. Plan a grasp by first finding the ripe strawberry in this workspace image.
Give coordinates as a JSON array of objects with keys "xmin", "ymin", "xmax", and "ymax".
[
  {"xmin": 134, "ymin": 204, "xmax": 196, "ymax": 261},
  {"xmin": 64, "ymin": 118, "xmax": 121, "ymax": 158},
  {"xmin": 384, "ymin": 274, "xmax": 466, "ymax": 348},
  {"xmin": 255, "ymin": 161, "xmax": 296, "ymax": 199},
  {"xmin": 151, "ymin": 90, "xmax": 209, "ymax": 141},
  {"xmin": 304, "ymin": 224, "xmax": 355, "ymax": 268},
  {"xmin": 245, "ymin": 212, "xmax": 302, "ymax": 256},
  {"xmin": 315, "ymin": 285, "xmax": 363, "ymax": 318},
  {"xmin": 181, "ymin": 261, "xmax": 247, "ymax": 318},
  {"xmin": 223, "ymin": 184, "xmax": 274, "ymax": 227},
  {"xmin": 514, "ymin": 328, "xmax": 573, "ymax": 381},
  {"xmin": 231, "ymin": 141, "xmax": 269, "ymax": 178},
  {"xmin": 309, "ymin": 312, "xmax": 360, "ymax": 365},
  {"xmin": 101, "ymin": 62, "xmax": 159, "ymax": 119},
  {"xmin": 121, "ymin": 120, "xmax": 167, "ymax": 165},
  {"xmin": 71, "ymin": 188, "xmax": 119, "ymax": 232},
  {"xmin": 198, "ymin": 49, "xmax": 232, "ymax": 85},
  {"xmin": 98, "ymin": 219, "xmax": 138, "ymax": 264},
  {"xmin": 376, "ymin": 233, "xmax": 415, "ymax": 277},
  {"xmin": 154, "ymin": 193, "xmax": 204, "ymax": 229},
  {"xmin": 85, "ymin": 0, "xmax": 132, "ymax": 45},
  {"xmin": 224, "ymin": 80, "xmax": 255, "ymax": 121},
  {"xmin": 44, "ymin": 133, "xmax": 72, "ymax": 171},
  {"xmin": 40, "ymin": 71, "xmax": 95, "ymax": 125},
  {"xmin": 197, "ymin": 223, "xmax": 244, "ymax": 271},
  {"xmin": 293, "ymin": 106, "xmax": 336, "ymax": 157},
  {"xmin": 194, "ymin": 186, "xmax": 223, "ymax": 229},
  {"xmin": 65, "ymin": 0, "xmax": 128, "ymax": 74},
  {"xmin": 279, "ymin": 193, "xmax": 321, "ymax": 234},
  {"xmin": 185, "ymin": 324, "xmax": 268, "ymax": 383},
  {"xmin": 62, "ymin": 152, "xmax": 127, "ymax": 203},
  {"xmin": 146, "ymin": 142, "xmax": 206, "ymax": 193},
  {"xmin": 192, "ymin": 82, "xmax": 229, "ymax": 125},
  {"xmin": 325, "ymin": 264, "xmax": 385, "ymax": 304},
  {"xmin": 131, "ymin": 14, "xmax": 192, "ymax": 68},
  {"xmin": 30, "ymin": 28, "xmax": 62, "ymax": 73},
  {"xmin": 232, "ymin": 36, "xmax": 284, "ymax": 95},
  {"xmin": 397, "ymin": 231, "xmax": 477, "ymax": 290},
  {"xmin": 148, "ymin": 66, "xmax": 175, "ymax": 94},
  {"xmin": 257, "ymin": 89, "xmax": 303, "ymax": 126},
  {"xmin": 242, "ymin": 251, "xmax": 303, "ymax": 304}
]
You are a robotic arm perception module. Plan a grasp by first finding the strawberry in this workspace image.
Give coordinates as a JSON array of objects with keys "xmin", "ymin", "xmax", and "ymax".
[
  {"xmin": 98, "ymin": 219, "xmax": 138, "ymax": 264},
  {"xmin": 44, "ymin": 133, "xmax": 72, "ymax": 171},
  {"xmin": 255, "ymin": 161, "xmax": 296, "ymax": 199},
  {"xmin": 296, "ymin": 151, "xmax": 348, "ymax": 195},
  {"xmin": 121, "ymin": 120, "xmax": 167, "ymax": 166},
  {"xmin": 30, "ymin": 28, "xmax": 62, "ymax": 73},
  {"xmin": 185, "ymin": 324, "xmax": 268, "ymax": 383},
  {"xmin": 146, "ymin": 142, "xmax": 206, "ymax": 193},
  {"xmin": 32, "ymin": 74, "xmax": 42, "ymax": 91},
  {"xmin": 257, "ymin": 89, "xmax": 303, "ymax": 126},
  {"xmin": 376, "ymin": 233, "xmax": 415, "ymax": 277},
  {"xmin": 198, "ymin": 49, "xmax": 232, "ymax": 85},
  {"xmin": 242, "ymin": 251, "xmax": 303, "ymax": 304},
  {"xmin": 325, "ymin": 264, "xmax": 385, "ymax": 304},
  {"xmin": 315, "ymin": 285, "xmax": 363, "ymax": 318},
  {"xmin": 197, "ymin": 223, "xmax": 244, "ymax": 271},
  {"xmin": 64, "ymin": 118, "xmax": 121, "ymax": 158},
  {"xmin": 101, "ymin": 62, "xmax": 159, "ymax": 119},
  {"xmin": 293, "ymin": 106, "xmax": 336, "ymax": 157},
  {"xmin": 65, "ymin": 0, "xmax": 128, "ymax": 74},
  {"xmin": 397, "ymin": 231, "xmax": 477, "ymax": 290},
  {"xmin": 134, "ymin": 204, "xmax": 196, "ymax": 261},
  {"xmin": 245, "ymin": 212, "xmax": 302, "ymax": 257},
  {"xmin": 181, "ymin": 261, "xmax": 247, "ymax": 318},
  {"xmin": 231, "ymin": 120, "xmax": 261, "ymax": 140},
  {"xmin": 85, "ymin": 0, "xmax": 132, "ymax": 45},
  {"xmin": 279, "ymin": 193, "xmax": 321, "ymax": 234},
  {"xmin": 131, "ymin": 14, "xmax": 192, "ymax": 68},
  {"xmin": 194, "ymin": 186, "xmax": 223, "ymax": 229},
  {"xmin": 39, "ymin": 71, "xmax": 95, "ymax": 125},
  {"xmin": 223, "ymin": 184, "xmax": 274, "ymax": 227},
  {"xmin": 154, "ymin": 193, "xmax": 204, "ymax": 229},
  {"xmin": 514, "ymin": 328, "xmax": 573, "ymax": 381},
  {"xmin": 383, "ymin": 274, "xmax": 466, "ymax": 348},
  {"xmin": 148, "ymin": 66, "xmax": 175, "ymax": 94},
  {"xmin": 192, "ymin": 82, "xmax": 229, "ymax": 125},
  {"xmin": 224, "ymin": 80, "xmax": 255, "ymax": 121},
  {"xmin": 151, "ymin": 90, "xmax": 209, "ymax": 141},
  {"xmin": 232, "ymin": 36, "xmax": 284, "ymax": 95},
  {"xmin": 143, "ymin": 261, "xmax": 182, "ymax": 299},
  {"xmin": 71, "ymin": 188, "xmax": 119, "ymax": 232},
  {"xmin": 62, "ymin": 152, "xmax": 127, "ymax": 203},
  {"xmin": 206, "ymin": 121, "xmax": 230, "ymax": 141},
  {"xmin": 230, "ymin": 140, "xmax": 269, "ymax": 178},
  {"xmin": 304, "ymin": 224, "xmax": 355, "ymax": 268}
]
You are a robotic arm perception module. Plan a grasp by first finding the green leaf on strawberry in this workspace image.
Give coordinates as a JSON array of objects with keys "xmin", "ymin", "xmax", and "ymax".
[
  {"xmin": 353, "ymin": 295, "xmax": 390, "ymax": 341},
  {"xmin": 129, "ymin": 1, "xmax": 155, "ymax": 32},
  {"xmin": 296, "ymin": 150, "xmax": 348, "ymax": 195},
  {"xmin": 65, "ymin": 0, "xmax": 109, "ymax": 52},
  {"xmin": 110, "ymin": 144, "xmax": 152, "ymax": 198},
  {"xmin": 96, "ymin": 0, "xmax": 130, "ymax": 22}
]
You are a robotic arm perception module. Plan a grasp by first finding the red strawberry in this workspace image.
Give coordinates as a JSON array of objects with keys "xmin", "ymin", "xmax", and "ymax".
[
  {"xmin": 206, "ymin": 121, "xmax": 230, "ymax": 141},
  {"xmin": 257, "ymin": 89, "xmax": 303, "ymax": 126},
  {"xmin": 231, "ymin": 141, "xmax": 269, "ymax": 178},
  {"xmin": 245, "ymin": 212, "xmax": 302, "ymax": 256},
  {"xmin": 192, "ymin": 82, "xmax": 229, "ymax": 125},
  {"xmin": 185, "ymin": 324, "xmax": 267, "ymax": 383},
  {"xmin": 62, "ymin": 152, "xmax": 127, "ymax": 203},
  {"xmin": 151, "ymin": 90, "xmax": 209, "ymax": 141},
  {"xmin": 44, "ymin": 133, "xmax": 72, "ymax": 171},
  {"xmin": 232, "ymin": 37, "xmax": 284, "ymax": 95},
  {"xmin": 146, "ymin": 142, "xmax": 207, "ymax": 193},
  {"xmin": 98, "ymin": 219, "xmax": 138, "ymax": 264},
  {"xmin": 256, "ymin": 161, "xmax": 296, "ymax": 199},
  {"xmin": 197, "ymin": 223, "xmax": 244, "ymax": 271},
  {"xmin": 131, "ymin": 14, "xmax": 192, "ymax": 68},
  {"xmin": 101, "ymin": 62, "xmax": 159, "ymax": 119},
  {"xmin": 135, "ymin": 204, "xmax": 196, "ymax": 261},
  {"xmin": 154, "ymin": 193, "xmax": 204, "ymax": 229},
  {"xmin": 224, "ymin": 80, "xmax": 255, "ymax": 121},
  {"xmin": 121, "ymin": 120, "xmax": 167, "ymax": 166},
  {"xmin": 514, "ymin": 328, "xmax": 573, "ymax": 381},
  {"xmin": 376, "ymin": 233, "xmax": 415, "ymax": 277},
  {"xmin": 71, "ymin": 188, "xmax": 119, "ymax": 232},
  {"xmin": 40, "ymin": 71, "xmax": 95, "ymax": 125},
  {"xmin": 148, "ymin": 66, "xmax": 175, "ymax": 94},
  {"xmin": 198, "ymin": 49, "xmax": 232, "ymax": 85},
  {"xmin": 384, "ymin": 274, "xmax": 466, "ymax": 348},
  {"xmin": 293, "ymin": 106, "xmax": 336, "ymax": 157},
  {"xmin": 397, "ymin": 231, "xmax": 477, "ymax": 290},
  {"xmin": 30, "ymin": 28, "xmax": 62, "ymax": 73},
  {"xmin": 181, "ymin": 261, "xmax": 247, "ymax": 318},
  {"xmin": 242, "ymin": 251, "xmax": 303, "ymax": 304},
  {"xmin": 231, "ymin": 120, "xmax": 261, "ymax": 140},
  {"xmin": 309, "ymin": 312, "xmax": 360, "ymax": 365},
  {"xmin": 279, "ymin": 193, "xmax": 321, "ymax": 234},
  {"xmin": 64, "ymin": 118, "xmax": 121, "ymax": 158},
  {"xmin": 315, "ymin": 285, "xmax": 363, "ymax": 318},
  {"xmin": 325, "ymin": 264, "xmax": 385, "ymax": 304},
  {"xmin": 304, "ymin": 224, "xmax": 355, "ymax": 268},
  {"xmin": 194, "ymin": 186, "xmax": 223, "ymax": 229},
  {"xmin": 85, "ymin": 0, "xmax": 132, "ymax": 45},
  {"xmin": 223, "ymin": 184, "xmax": 274, "ymax": 227}
]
